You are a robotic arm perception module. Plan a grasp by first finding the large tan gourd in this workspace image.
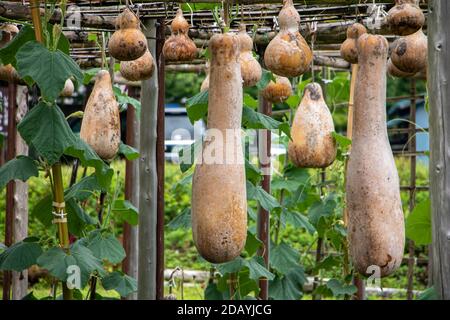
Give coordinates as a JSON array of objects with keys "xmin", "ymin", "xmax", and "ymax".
[
  {"xmin": 191, "ymin": 33, "xmax": 247, "ymax": 263},
  {"xmin": 387, "ymin": 0, "xmax": 424, "ymax": 36},
  {"xmin": 390, "ymin": 28, "xmax": 427, "ymax": 74},
  {"xmin": 340, "ymin": 23, "xmax": 367, "ymax": 64},
  {"xmin": 163, "ymin": 9, "xmax": 197, "ymax": 62},
  {"xmin": 264, "ymin": 0, "xmax": 312, "ymax": 78},
  {"xmin": 108, "ymin": 8, "xmax": 147, "ymax": 61},
  {"xmin": 387, "ymin": 58, "xmax": 415, "ymax": 78},
  {"xmin": 261, "ymin": 75, "xmax": 292, "ymax": 104},
  {"xmin": 120, "ymin": 49, "xmax": 154, "ymax": 81},
  {"xmin": 237, "ymin": 24, "xmax": 262, "ymax": 87},
  {"xmin": 80, "ymin": 70, "xmax": 121, "ymax": 160},
  {"xmin": 288, "ymin": 83, "xmax": 336, "ymax": 168},
  {"xmin": 346, "ymin": 34, "xmax": 405, "ymax": 277}
]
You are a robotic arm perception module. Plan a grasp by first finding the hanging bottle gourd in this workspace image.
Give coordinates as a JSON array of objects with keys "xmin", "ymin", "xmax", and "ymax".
[
  {"xmin": 60, "ymin": 79, "xmax": 75, "ymax": 97},
  {"xmin": 120, "ymin": 49, "xmax": 154, "ymax": 81},
  {"xmin": 108, "ymin": 8, "xmax": 147, "ymax": 61},
  {"xmin": 264, "ymin": 0, "xmax": 313, "ymax": 78},
  {"xmin": 163, "ymin": 9, "xmax": 197, "ymax": 62},
  {"xmin": 200, "ymin": 60, "xmax": 210, "ymax": 92},
  {"xmin": 191, "ymin": 34, "xmax": 247, "ymax": 263},
  {"xmin": 288, "ymin": 83, "xmax": 336, "ymax": 168},
  {"xmin": 387, "ymin": 58, "xmax": 415, "ymax": 78},
  {"xmin": 261, "ymin": 75, "xmax": 293, "ymax": 104},
  {"xmin": 340, "ymin": 23, "xmax": 367, "ymax": 64},
  {"xmin": 346, "ymin": 34, "xmax": 405, "ymax": 277},
  {"xmin": 387, "ymin": 0, "xmax": 424, "ymax": 36},
  {"xmin": 80, "ymin": 70, "xmax": 121, "ymax": 161},
  {"xmin": 237, "ymin": 24, "xmax": 262, "ymax": 87},
  {"xmin": 390, "ymin": 28, "xmax": 427, "ymax": 74},
  {"xmin": 0, "ymin": 24, "xmax": 20, "ymax": 82}
]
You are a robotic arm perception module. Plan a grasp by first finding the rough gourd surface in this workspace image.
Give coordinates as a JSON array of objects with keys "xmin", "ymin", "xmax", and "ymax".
[
  {"xmin": 340, "ymin": 23, "xmax": 367, "ymax": 64},
  {"xmin": 238, "ymin": 24, "xmax": 262, "ymax": 87},
  {"xmin": 80, "ymin": 70, "xmax": 121, "ymax": 161},
  {"xmin": 108, "ymin": 8, "xmax": 147, "ymax": 61},
  {"xmin": 346, "ymin": 34, "xmax": 405, "ymax": 278},
  {"xmin": 391, "ymin": 28, "xmax": 427, "ymax": 74},
  {"xmin": 120, "ymin": 49, "xmax": 154, "ymax": 81},
  {"xmin": 191, "ymin": 33, "xmax": 247, "ymax": 263},
  {"xmin": 0, "ymin": 24, "xmax": 20, "ymax": 82},
  {"xmin": 387, "ymin": 58, "xmax": 415, "ymax": 78},
  {"xmin": 261, "ymin": 76, "xmax": 292, "ymax": 104},
  {"xmin": 288, "ymin": 83, "xmax": 336, "ymax": 168},
  {"xmin": 387, "ymin": 0, "xmax": 424, "ymax": 36},
  {"xmin": 163, "ymin": 9, "xmax": 197, "ymax": 62},
  {"xmin": 264, "ymin": 0, "xmax": 312, "ymax": 78}
]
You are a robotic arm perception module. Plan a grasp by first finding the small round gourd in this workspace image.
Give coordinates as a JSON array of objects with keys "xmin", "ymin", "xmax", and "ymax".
[
  {"xmin": 163, "ymin": 9, "xmax": 197, "ymax": 62},
  {"xmin": 387, "ymin": 0, "xmax": 425, "ymax": 36},
  {"xmin": 108, "ymin": 8, "xmax": 147, "ymax": 61},
  {"xmin": 261, "ymin": 76, "xmax": 292, "ymax": 104},
  {"xmin": 340, "ymin": 23, "xmax": 367, "ymax": 64},
  {"xmin": 390, "ymin": 28, "xmax": 427, "ymax": 74},
  {"xmin": 60, "ymin": 79, "xmax": 75, "ymax": 97},
  {"xmin": 237, "ymin": 24, "xmax": 262, "ymax": 87},
  {"xmin": 120, "ymin": 49, "xmax": 154, "ymax": 81}
]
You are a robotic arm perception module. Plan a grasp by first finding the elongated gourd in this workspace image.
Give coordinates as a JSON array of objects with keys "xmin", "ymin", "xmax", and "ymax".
[
  {"xmin": 261, "ymin": 75, "xmax": 292, "ymax": 104},
  {"xmin": 237, "ymin": 24, "xmax": 262, "ymax": 87},
  {"xmin": 120, "ymin": 49, "xmax": 154, "ymax": 81},
  {"xmin": 390, "ymin": 28, "xmax": 427, "ymax": 74},
  {"xmin": 200, "ymin": 61, "xmax": 210, "ymax": 92},
  {"xmin": 108, "ymin": 8, "xmax": 147, "ymax": 61},
  {"xmin": 163, "ymin": 9, "xmax": 197, "ymax": 62},
  {"xmin": 80, "ymin": 70, "xmax": 121, "ymax": 160},
  {"xmin": 191, "ymin": 34, "xmax": 247, "ymax": 263},
  {"xmin": 288, "ymin": 83, "xmax": 336, "ymax": 168},
  {"xmin": 264, "ymin": 0, "xmax": 312, "ymax": 78},
  {"xmin": 347, "ymin": 34, "xmax": 405, "ymax": 277},
  {"xmin": 387, "ymin": 0, "xmax": 424, "ymax": 36},
  {"xmin": 340, "ymin": 23, "xmax": 367, "ymax": 64}
]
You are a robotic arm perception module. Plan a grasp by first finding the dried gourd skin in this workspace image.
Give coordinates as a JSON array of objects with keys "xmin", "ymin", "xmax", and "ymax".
[
  {"xmin": 391, "ymin": 28, "xmax": 427, "ymax": 74},
  {"xmin": 163, "ymin": 9, "xmax": 197, "ymax": 62},
  {"xmin": 261, "ymin": 75, "xmax": 292, "ymax": 104},
  {"xmin": 340, "ymin": 23, "xmax": 367, "ymax": 64},
  {"xmin": 387, "ymin": 0, "xmax": 425, "ymax": 36},
  {"xmin": 120, "ymin": 49, "xmax": 154, "ymax": 81},
  {"xmin": 237, "ymin": 24, "xmax": 262, "ymax": 87}
]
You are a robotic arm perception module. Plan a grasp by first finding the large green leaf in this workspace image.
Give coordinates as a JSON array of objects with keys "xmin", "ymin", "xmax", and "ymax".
[
  {"xmin": 16, "ymin": 41, "xmax": 83, "ymax": 102},
  {"xmin": 417, "ymin": 286, "xmax": 438, "ymax": 300},
  {"xmin": 281, "ymin": 209, "xmax": 316, "ymax": 235},
  {"xmin": 186, "ymin": 90, "xmax": 208, "ymax": 123},
  {"xmin": 269, "ymin": 267, "xmax": 306, "ymax": 300},
  {"xmin": 167, "ymin": 208, "xmax": 191, "ymax": 230},
  {"xmin": 112, "ymin": 200, "xmax": 139, "ymax": 226},
  {"xmin": 204, "ymin": 282, "xmax": 225, "ymax": 300},
  {"xmin": 84, "ymin": 230, "xmax": 126, "ymax": 264},
  {"xmin": 308, "ymin": 197, "xmax": 337, "ymax": 226},
  {"xmin": 244, "ymin": 231, "xmax": 262, "ymax": 256},
  {"xmin": 406, "ymin": 199, "xmax": 431, "ymax": 246},
  {"xmin": 66, "ymin": 198, "xmax": 97, "ymax": 236},
  {"xmin": 0, "ymin": 237, "xmax": 43, "ymax": 272},
  {"xmin": 242, "ymin": 106, "xmax": 291, "ymax": 139},
  {"xmin": 118, "ymin": 142, "xmax": 140, "ymax": 161},
  {"xmin": 102, "ymin": 271, "xmax": 137, "ymax": 297},
  {"xmin": 256, "ymin": 69, "xmax": 275, "ymax": 90},
  {"xmin": 245, "ymin": 256, "xmax": 274, "ymax": 281},
  {"xmin": 64, "ymin": 135, "xmax": 114, "ymax": 189},
  {"xmin": 326, "ymin": 278, "xmax": 357, "ymax": 296},
  {"xmin": 270, "ymin": 242, "xmax": 300, "ymax": 275},
  {"xmin": 245, "ymin": 158, "xmax": 262, "ymax": 185},
  {"xmin": 0, "ymin": 156, "xmax": 39, "ymax": 189},
  {"xmin": 31, "ymin": 194, "xmax": 53, "ymax": 227},
  {"xmin": 37, "ymin": 242, "xmax": 105, "ymax": 287},
  {"xmin": 65, "ymin": 175, "xmax": 103, "ymax": 201},
  {"xmin": 18, "ymin": 102, "xmax": 76, "ymax": 165},
  {"xmin": 246, "ymin": 181, "xmax": 280, "ymax": 211},
  {"xmin": 113, "ymin": 86, "xmax": 141, "ymax": 116},
  {"xmin": 178, "ymin": 140, "xmax": 202, "ymax": 173}
]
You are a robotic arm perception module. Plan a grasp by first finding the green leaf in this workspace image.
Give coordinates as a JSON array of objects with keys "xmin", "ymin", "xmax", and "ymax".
[
  {"xmin": 417, "ymin": 286, "xmax": 438, "ymax": 300},
  {"xmin": 18, "ymin": 102, "xmax": 76, "ymax": 165},
  {"xmin": 16, "ymin": 41, "xmax": 83, "ymax": 101},
  {"xmin": 270, "ymin": 242, "xmax": 300, "ymax": 274},
  {"xmin": 0, "ymin": 26, "xmax": 35, "ymax": 67},
  {"xmin": 65, "ymin": 174, "xmax": 103, "ymax": 201},
  {"xmin": 256, "ymin": 69, "xmax": 274, "ymax": 90},
  {"xmin": 0, "ymin": 238, "xmax": 43, "ymax": 272},
  {"xmin": 406, "ymin": 199, "xmax": 432, "ymax": 245},
  {"xmin": 113, "ymin": 86, "xmax": 141, "ymax": 116},
  {"xmin": 242, "ymin": 106, "xmax": 291, "ymax": 139},
  {"xmin": 269, "ymin": 267, "xmax": 306, "ymax": 300},
  {"xmin": 118, "ymin": 142, "xmax": 139, "ymax": 161},
  {"xmin": 243, "ymin": 94, "xmax": 258, "ymax": 109},
  {"xmin": 245, "ymin": 256, "xmax": 274, "ymax": 281},
  {"xmin": 281, "ymin": 209, "xmax": 315, "ymax": 235},
  {"xmin": 112, "ymin": 200, "xmax": 139, "ymax": 226},
  {"xmin": 83, "ymin": 68, "xmax": 101, "ymax": 85},
  {"xmin": 244, "ymin": 231, "xmax": 262, "ymax": 256},
  {"xmin": 215, "ymin": 257, "xmax": 245, "ymax": 275},
  {"xmin": 0, "ymin": 156, "xmax": 39, "ymax": 189},
  {"xmin": 66, "ymin": 198, "xmax": 97, "ymax": 236},
  {"xmin": 64, "ymin": 135, "xmax": 114, "ymax": 189},
  {"xmin": 0, "ymin": 133, "xmax": 4, "ymax": 148},
  {"xmin": 84, "ymin": 230, "xmax": 126, "ymax": 264},
  {"xmin": 308, "ymin": 197, "xmax": 337, "ymax": 226},
  {"xmin": 186, "ymin": 90, "xmax": 209, "ymax": 124},
  {"xmin": 285, "ymin": 95, "xmax": 301, "ymax": 109},
  {"xmin": 31, "ymin": 194, "xmax": 53, "ymax": 227},
  {"xmin": 102, "ymin": 271, "xmax": 137, "ymax": 297},
  {"xmin": 204, "ymin": 282, "xmax": 225, "ymax": 300},
  {"xmin": 179, "ymin": 140, "xmax": 202, "ymax": 173},
  {"xmin": 37, "ymin": 241, "xmax": 105, "ymax": 287},
  {"xmin": 332, "ymin": 132, "xmax": 351, "ymax": 149},
  {"xmin": 246, "ymin": 181, "xmax": 280, "ymax": 211},
  {"xmin": 326, "ymin": 278, "xmax": 357, "ymax": 296},
  {"xmin": 167, "ymin": 208, "xmax": 191, "ymax": 230},
  {"xmin": 313, "ymin": 255, "xmax": 341, "ymax": 273},
  {"xmin": 245, "ymin": 158, "xmax": 262, "ymax": 185}
]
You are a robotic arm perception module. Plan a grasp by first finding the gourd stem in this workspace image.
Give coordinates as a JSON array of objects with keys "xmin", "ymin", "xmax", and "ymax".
[{"xmin": 29, "ymin": 0, "xmax": 72, "ymax": 300}]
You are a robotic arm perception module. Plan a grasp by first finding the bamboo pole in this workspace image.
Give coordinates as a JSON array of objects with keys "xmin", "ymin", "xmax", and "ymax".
[{"xmin": 138, "ymin": 18, "xmax": 158, "ymax": 300}]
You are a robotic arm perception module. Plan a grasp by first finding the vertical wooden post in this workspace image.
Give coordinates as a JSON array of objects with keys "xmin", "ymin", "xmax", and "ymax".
[
  {"xmin": 155, "ymin": 18, "xmax": 166, "ymax": 300},
  {"xmin": 123, "ymin": 86, "xmax": 140, "ymax": 300},
  {"xmin": 3, "ymin": 83, "xmax": 16, "ymax": 301},
  {"xmin": 12, "ymin": 85, "xmax": 29, "ymax": 300},
  {"xmin": 257, "ymin": 96, "xmax": 271, "ymax": 300},
  {"xmin": 138, "ymin": 19, "xmax": 158, "ymax": 300},
  {"xmin": 428, "ymin": 0, "xmax": 450, "ymax": 299}
]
